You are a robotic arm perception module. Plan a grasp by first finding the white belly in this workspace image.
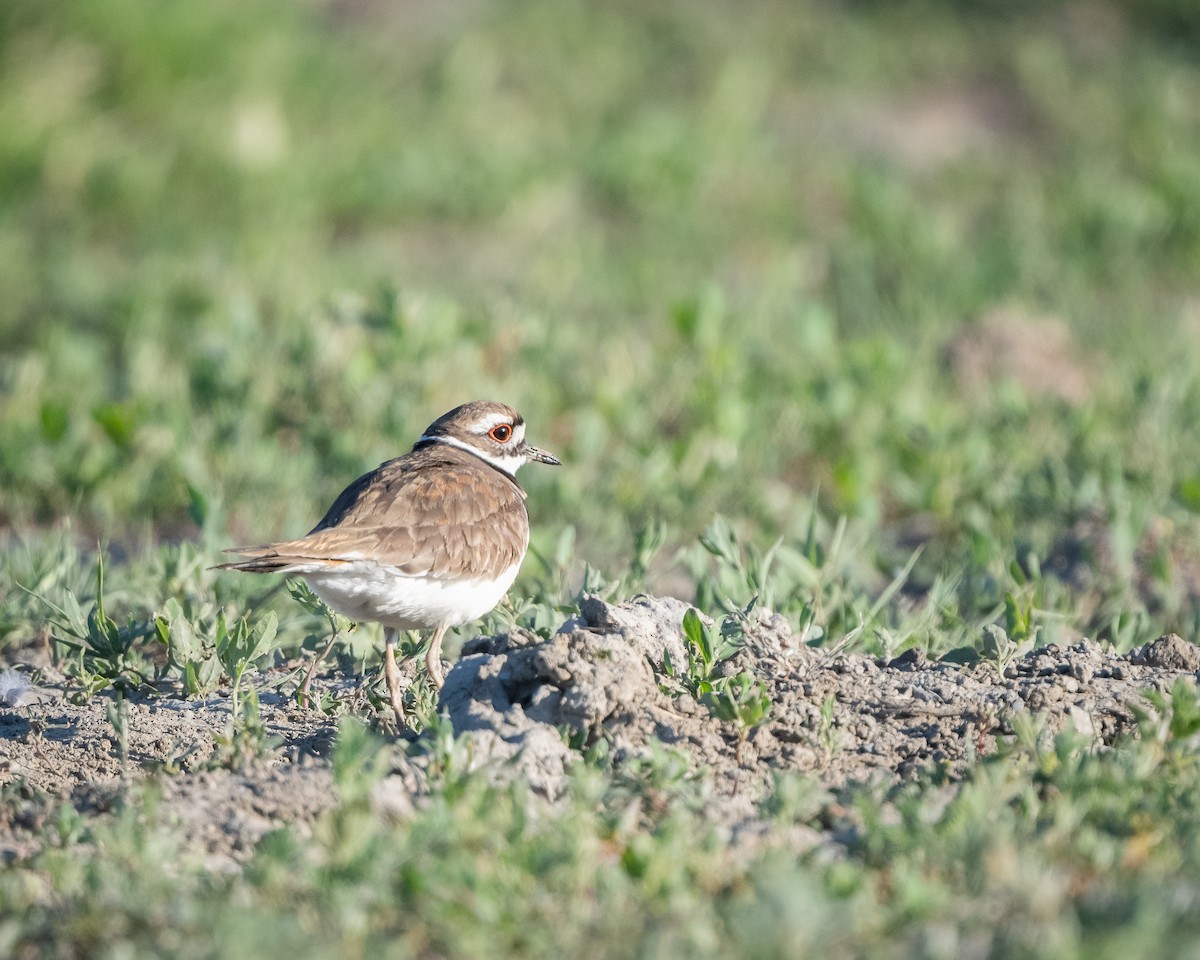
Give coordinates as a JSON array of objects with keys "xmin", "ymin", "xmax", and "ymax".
[{"xmin": 299, "ymin": 559, "xmax": 521, "ymax": 631}]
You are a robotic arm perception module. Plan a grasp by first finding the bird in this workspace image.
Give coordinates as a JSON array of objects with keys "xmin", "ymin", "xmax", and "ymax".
[{"xmin": 214, "ymin": 400, "xmax": 560, "ymax": 726}]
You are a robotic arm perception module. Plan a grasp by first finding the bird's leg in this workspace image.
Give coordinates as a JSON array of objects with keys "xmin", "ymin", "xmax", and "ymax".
[
  {"xmin": 424, "ymin": 623, "xmax": 449, "ymax": 690},
  {"xmin": 383, "ymin": 627, "xmax": 406, "ymax": 729}
]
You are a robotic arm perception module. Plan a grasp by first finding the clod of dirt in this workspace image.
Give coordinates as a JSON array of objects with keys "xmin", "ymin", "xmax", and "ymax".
[
  {"xmin": 573, "ymin": 593, "xmax": 694, "ymax": 667},
  {"xmin": 1130, "ymin": 633, "xmax": 1200, "ymax": 672}
]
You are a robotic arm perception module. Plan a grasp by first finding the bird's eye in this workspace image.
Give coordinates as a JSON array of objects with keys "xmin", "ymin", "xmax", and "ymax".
[{"xmin": 489, "ymin": 424, "xmax": 513, "ymax": 443}]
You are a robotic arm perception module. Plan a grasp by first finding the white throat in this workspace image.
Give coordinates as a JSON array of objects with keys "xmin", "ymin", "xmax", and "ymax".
[{"xmin": 419, "ymin": 434, "xmax": 525, "ymax": 477}]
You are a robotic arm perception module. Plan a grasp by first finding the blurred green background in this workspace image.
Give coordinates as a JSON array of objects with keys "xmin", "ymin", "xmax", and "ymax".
[{"xmin": 4, "ymin": 0, "xmax": 1200, "ymax": 648}]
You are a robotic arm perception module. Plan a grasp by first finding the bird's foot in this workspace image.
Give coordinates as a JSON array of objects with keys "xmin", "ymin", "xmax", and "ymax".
[
  {"xmin": 425, "ymin": 647, "xmax": 445, "ymax": 690},
  {"xmin": 425, "ymin": 624, "xmax": 448, "ymax": 690}
]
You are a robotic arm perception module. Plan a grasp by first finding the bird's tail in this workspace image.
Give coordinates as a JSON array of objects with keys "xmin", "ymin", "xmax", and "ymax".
[{"xmin": 210, "ymin": 545, "xmax": 336, "ymax": 574}]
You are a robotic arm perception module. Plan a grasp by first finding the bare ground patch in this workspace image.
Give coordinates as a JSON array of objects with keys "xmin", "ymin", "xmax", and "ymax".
[{"xmin": 3, "ymin": 595, "xmax": 1199, "ymax": 863}]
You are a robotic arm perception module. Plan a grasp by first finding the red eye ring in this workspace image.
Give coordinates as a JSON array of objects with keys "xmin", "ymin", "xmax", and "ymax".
[{"xmin": 489, "ymin": 424, "xmax": 513, "ymax": 443}]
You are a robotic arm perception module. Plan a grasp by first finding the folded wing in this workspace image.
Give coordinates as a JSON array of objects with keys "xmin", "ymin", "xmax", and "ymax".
[{"xmin": 215, "ymin": 452, "xmax": 529, "ymax": 581}]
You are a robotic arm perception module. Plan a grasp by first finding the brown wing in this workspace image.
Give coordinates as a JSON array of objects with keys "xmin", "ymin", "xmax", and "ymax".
[{"xmin": 218, "ymin": 447, "xmax": 530, "ymax": 580}]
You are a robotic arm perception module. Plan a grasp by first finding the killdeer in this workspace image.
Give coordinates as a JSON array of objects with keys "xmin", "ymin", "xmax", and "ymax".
[{"xmin": 216, "ymin": 400, "xmax": 559, "ymax": 725}]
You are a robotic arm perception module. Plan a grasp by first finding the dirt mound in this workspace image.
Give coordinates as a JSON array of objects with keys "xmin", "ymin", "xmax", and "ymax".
[
  {"xmin": 4, "ymin": 595, "xmax": 1200, "ymax": 862},
  {"xmin": 441, "ymin": 595, "xmax": 730, "ymax": 798},
  {"xmin": 444, "ymin": 597, "xmax": 1199, "ymax": 798},
  {"xmin": 943, "ymin": 307, "xmax": 1095, "ymax": 404}
]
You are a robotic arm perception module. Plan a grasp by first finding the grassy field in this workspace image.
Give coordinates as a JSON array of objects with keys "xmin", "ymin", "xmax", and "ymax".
[{"xmin": 5, "ymin": 0, "xmax": 1200, "ymax": 955}]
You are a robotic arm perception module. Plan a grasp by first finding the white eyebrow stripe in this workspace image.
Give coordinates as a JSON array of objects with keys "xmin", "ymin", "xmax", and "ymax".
[
  {"xmin": 475, "ymin": 411, "xmax": 518, "ymax": 432},
  {"xmin": 418, "ymin": 434, "xmax": 525, "ymax": 477}
]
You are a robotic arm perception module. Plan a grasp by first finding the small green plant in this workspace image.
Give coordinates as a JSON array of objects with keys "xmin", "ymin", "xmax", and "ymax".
[
  {"xmin": 665, "ymin": 607, "xmax": 744, "ymax": 697},
  {"xmin": 695, "ymin": 515, "xmax": 787, "ymax": 614},
  {"xmin": 979, "ymin": 623, "xmax": 1033, "ymax": 674},
  {"xmin": 664, "ymin": 607, "xmax": 773, "ymax": 757},
  {"xmin": 331, "ymin": 716, "xmax": 391, "ymax": 804},
  {"xmin": 154, "ymin": 598, "xmax": 223, "ymax": 696},
  {"xmin": 685, "ymin": 513, "xmax": 926, "ymax": 656},
  {"xmin": 606, "ymin": 741, "xmax": 702, "ymax": 824},
  {"xmin": 1133, "ymin": 677, "xmax": 1200, "ymax": 760},
  {"xmin": 215, "ymin": 611, "xmax": 280, "ymax": 717},
  {"xmin": 401, "ymin": 670, "xmax": 441, "ymax": 733},
  {"xmin": 106, "ymin": 689, "xmax": 131, "ymax": 770},
  {"xmin": 702, "ymin": 671, "xmax": 772, "ymax": 763},
  {"xmin": 1003, "ymin": 591, "xmax": 1037, "ymax": 646},
  {"xmin": 287, "ymin": 579, "xmax": 354, "ymax": 709},
  {"xmin": 40, "ymin": 553, "xmax": 155, "ymax": 698},
  {"xmin": 2, "ymin": 531, "xmax": 91, "ymax": 649},
  {"xmin": 156, "ymin": 601, "xmax": 281, "ymax": 712},
  {"xmin": 618, "ymin": 519, "xmax": 668, "ymax": 596},
  {"xmin": 418, "ymin": 711, "xmax": 480, "ymax": 795},
  {"xmin": 211, "ymin": 685, "xmax": 278, "ymax": 769}
]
